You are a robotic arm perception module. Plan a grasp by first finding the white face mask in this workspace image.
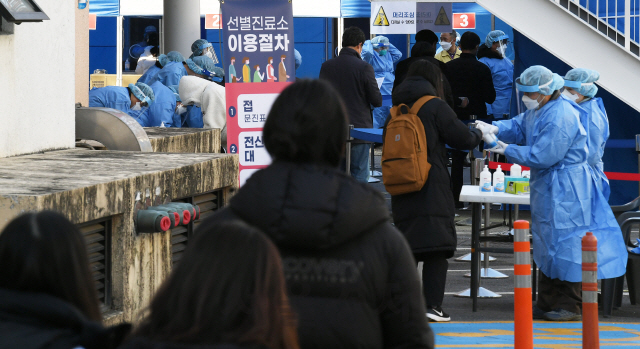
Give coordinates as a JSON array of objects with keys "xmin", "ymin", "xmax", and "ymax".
[
  {"xmin": 204, "ymin": 51, "xmax": 213, "ymax": 60},
  {"xmin": 562, "ymin": 89, "xmax": 579, "ymax": 102},
  {"xmin": 440, "ymin": 41, "xmax": 452, "ymax": 51},
  {"xmin": 498, "ymin": 44, "xmax": 507, "ymax": 57},
  {"xmin": 522, "ymin": 95, "xmax": 541, "ymax": 110},
  {"xmin": 176, "ymin": 105, "xmax": 187, "ymax": 115},
  {"xmin": 132, "ymin": 102, "xmax": 142, "ymax": 111}
]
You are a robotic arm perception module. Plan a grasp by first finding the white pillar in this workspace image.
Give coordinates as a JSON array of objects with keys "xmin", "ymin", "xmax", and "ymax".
[{"xmin": 163, "ymin": 0, "xmax": 200, "ymax": 58}]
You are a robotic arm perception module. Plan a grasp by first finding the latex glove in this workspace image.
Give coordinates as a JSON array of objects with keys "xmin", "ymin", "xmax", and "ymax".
[
  {"xmin": 488, "ymin": 141, "xmax": 508, "ymax": 155},
  {"xmin": 476, "ymin": 121, "xmax": 499, "ymax": 134}
]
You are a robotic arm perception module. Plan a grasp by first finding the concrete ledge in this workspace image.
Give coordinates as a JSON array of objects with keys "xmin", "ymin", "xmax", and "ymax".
[
  {"xmin": 144, "ymin": 128, "xmax": 221, "ymax": 153},
  {"xmin": 0, "ymin": 149, "xmax": 238, "ymax": 324}
]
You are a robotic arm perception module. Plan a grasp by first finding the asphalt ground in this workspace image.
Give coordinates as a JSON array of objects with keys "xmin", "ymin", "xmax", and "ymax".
[{"xmin": 368, "ymin": 146, "xmax": 640, "ymax": 323}]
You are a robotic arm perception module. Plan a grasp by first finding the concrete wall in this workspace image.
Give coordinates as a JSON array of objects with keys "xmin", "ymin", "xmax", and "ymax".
[
  {"xmin": 0, "ymin": 0, "xmax": 76, "ymax": 158},
  {"xmin": 76, "ymin": 4, "xmax": 89, "ymax": 106}
]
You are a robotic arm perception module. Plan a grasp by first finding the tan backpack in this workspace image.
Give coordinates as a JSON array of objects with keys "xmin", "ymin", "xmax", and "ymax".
[{"xmin": 382, "ymin": 95, "xmax": 436, "ymax": 196}]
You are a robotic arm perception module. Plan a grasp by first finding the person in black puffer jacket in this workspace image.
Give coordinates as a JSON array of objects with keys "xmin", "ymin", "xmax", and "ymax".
[
  {"xmin": 390, "ymin": 60, "xmax": 484, "ymax": 322},
  {"xmin": 0, "ymin": 211, "xmax": 130, "ymax": 349},
  {"xmin": 203, "ymin": 79, "xmax": 434, "ymax": 349},
  {"xmin": 121, "ymin": 221, "xmax": 298, "ymax": 349}
]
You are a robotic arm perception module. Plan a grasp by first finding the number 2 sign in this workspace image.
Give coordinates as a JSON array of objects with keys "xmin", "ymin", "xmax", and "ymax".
[
  {"xmin": 205, "ymin": 14, "xmax": 222, "ymax": 30},
  {"xmin": 453, "ymin": 13, "xmax": 476, "ymax": 30}
]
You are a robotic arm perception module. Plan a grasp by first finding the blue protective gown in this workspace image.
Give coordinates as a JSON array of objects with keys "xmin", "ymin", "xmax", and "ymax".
[
  {"xmin": 582, "ymin": 97, "xmax": 611, "ymax": 201},
  {"xmin": 479, "ymin": 56, "xmax": 513, "ymax": 118},
  {"xmin": 494, "ymin": 96, "xmax": 626, "ymax": 282},
  {"xmin": 137, "ymin": 64, "xmax": 161, "ymax": 85},
  {"xmin": 88, "ymin": 86, "xmax": 147, "ymax": 119},
  {"xmin": 182, "ymin": 105, "xmax": 204, "ymax": 128},
  {"xmin": 148, "ymin": 61, "xmax": 187, "ymax": 87},
  {"xmin": 362, "ymin": 41, "xmax": 402, "ymax": 128},
  {"xmin": 147, "ymin": 81, "xmax": 179, "ymax": 127}
]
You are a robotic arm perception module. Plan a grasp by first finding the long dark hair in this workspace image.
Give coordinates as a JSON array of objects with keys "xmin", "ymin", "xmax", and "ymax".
[
  {"xmin": 263, "ymin": 79, "xmax": 348, "ymax": 167},
  {"xmin": 407, "ymin": 59, "xmax": 445, "ymax": 99},
  {"xmin": 0, "ymin": 211, "xmax": 102, "ymax": 321},
  {"xmin": 133, "ymin": 220, "xmax": 299, "ymax": 349}
]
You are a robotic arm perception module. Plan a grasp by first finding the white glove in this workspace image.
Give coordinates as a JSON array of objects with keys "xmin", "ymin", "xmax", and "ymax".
[
  {"xmin": 488, "ymin": 141, "xmax": 508, "ymax": 155},
  {"xmin": 476, "ymin": 121, "xmax": 499, "ymax": 135}
]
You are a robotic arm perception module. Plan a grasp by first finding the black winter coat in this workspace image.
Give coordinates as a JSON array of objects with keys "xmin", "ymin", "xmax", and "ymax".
[
  {"xmin": 0, "ymin": 288, "xmax": 130, "ymax": 349},
  {"xmin": 204, "ymin": 162, "xmax": 434, "ymax": 349},
  {"xmin": 390, "ymin": 77, "xmax": 482, "ymax": 256},
  {"xmin": 120, "ymin": 337, "xmax": 265, "ymax": 349},
  {"xmin": 319, "ymin": 48, "xmax": 382, "ymax": 129},
  {"xmin": 444, "ymin": 53, "xmax": 496, "ymax": 120},
  {"xmin": 393, "ymin": 56, "xmax": 454, "ymax": 109}
]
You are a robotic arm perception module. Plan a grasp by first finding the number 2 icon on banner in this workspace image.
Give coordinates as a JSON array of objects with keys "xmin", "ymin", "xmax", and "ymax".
[{"xmin": 230, "ymin": 144, "xmax": 238, "ymax": 153}]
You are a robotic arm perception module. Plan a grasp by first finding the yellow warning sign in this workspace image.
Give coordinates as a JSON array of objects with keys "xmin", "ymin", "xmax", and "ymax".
[
  {"xmin": 373, "ymin": 6, "xmax": 389, "ymax": 26},
  {"xmin": 435, "ymin": 6, "xmax": 451, "ymax": 26}
]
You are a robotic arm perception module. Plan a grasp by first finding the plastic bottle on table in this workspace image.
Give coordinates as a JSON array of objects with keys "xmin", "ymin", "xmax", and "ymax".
[
  {"xmin": 511, "ymin": 163, "xmax": 522, "ymax": 177},
  {"xmin": 125, "ymin": 58, "xmax": 130, "ymax": 71},
  {"xmin": 483, "ymin": 133, "xmax": 499, "ymax": 150},
  {"xmin": 493, "ymin": 165, "xmax": 505, "ymax": 193},
  {"xmin": 479, "ymin": 165, "xmax": 492, "ymax": 192}
]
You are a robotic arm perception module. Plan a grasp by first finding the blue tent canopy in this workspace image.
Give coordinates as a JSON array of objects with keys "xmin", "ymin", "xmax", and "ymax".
[{"xmin": 90, "ymin": 0, "xmax": 119, "ymax": 16}]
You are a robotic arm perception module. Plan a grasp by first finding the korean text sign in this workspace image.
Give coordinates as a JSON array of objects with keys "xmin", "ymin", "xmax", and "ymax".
[
  {"xmin": 371, "ymin": 1, "xmax": 452, "ymax": 34},
  {"xmin": 222, "ymin": 0, "xmax": 294, "ymax": 186}
]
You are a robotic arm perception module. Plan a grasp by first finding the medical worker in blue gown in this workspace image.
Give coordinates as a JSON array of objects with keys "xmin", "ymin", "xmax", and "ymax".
[
  {"xmin": 563, "ymin": 68, "xmax": 610, "ymax": 201},
  {"xmin": 362, "ymin": 36, "xmax": 402, "ymax": 128},
  {"xmin": 89, "ymin": 82, "xmax": 155, "ymax": 124},
  {"xmin": 144, "ymin": 81, "xmax": 181, "ymax": 127},
  {"xmin": 476, "ymin": 66, "xmax": 626, "ymax": 321},
  {"xmin": 478, "ymin": 30, "xmax": 513, "ymax": 120},
  {"xmin": 138, "ymin": 51, "xmax": 184, "ymax": 86}
]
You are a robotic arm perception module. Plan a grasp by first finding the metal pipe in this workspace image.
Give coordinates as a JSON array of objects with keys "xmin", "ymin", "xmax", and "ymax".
[
  {"xmin": 626, "ymin": 0, "xmax": 631, "ymax": 50},
  {"xmin": 116, "ymin": 16, "xmax": 123, "ymax": 86},
  {"xmin": 337, "ymin": 18, "xmax": 344, "ymax": 56},
  {"xmin": 407, "ymin": 33, "xmax": 411, "ymax": 57}
]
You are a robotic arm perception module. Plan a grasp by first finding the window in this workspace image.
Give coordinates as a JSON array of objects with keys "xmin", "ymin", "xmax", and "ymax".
[
  {"xmin": 0, "ymin": 0, "xmax": 49, "ymax": 24},
  {"xmin": 171, "ymin": 190, "xmax": 224, "ymax": 265},
  {"xmin": 78, "ymin": 218, "xmax": 112, "ymax": 312}
]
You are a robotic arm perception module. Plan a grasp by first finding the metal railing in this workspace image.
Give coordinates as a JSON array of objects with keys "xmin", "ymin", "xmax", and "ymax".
[{"xmin": 551, "ymin": 0, "xmax": 640, "ymax": 57}]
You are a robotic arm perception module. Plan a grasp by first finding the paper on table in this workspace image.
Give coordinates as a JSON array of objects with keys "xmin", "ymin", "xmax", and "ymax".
[{"xmin": 376, "ymin": 77, "xmax": 384, "ymax": 90}]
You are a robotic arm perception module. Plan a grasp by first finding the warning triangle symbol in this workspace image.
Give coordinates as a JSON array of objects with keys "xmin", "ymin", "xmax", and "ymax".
[
  {"xmin": 373, "ymin": 6, "xmax": 389, "ymax": 26},
  {"xmin": 434, "ymin": 6, "xmax": 451, "ymax": 25}
]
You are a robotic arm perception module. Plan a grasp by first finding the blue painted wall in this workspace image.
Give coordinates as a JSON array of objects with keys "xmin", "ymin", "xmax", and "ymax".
[{"xmin": 89, "ymin": 16, "xmax": 117, "ymax": 74}]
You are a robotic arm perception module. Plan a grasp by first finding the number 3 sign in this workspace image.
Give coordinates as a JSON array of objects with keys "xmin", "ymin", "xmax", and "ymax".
[{"xmin": 453, "ymin": 13, "xmax": 476, "ymax": 29}]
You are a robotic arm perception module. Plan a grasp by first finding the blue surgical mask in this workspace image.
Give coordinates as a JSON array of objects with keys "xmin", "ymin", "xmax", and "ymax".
[{"xmin": 379, "ymin": 50, "xmax": 388, "ymax": 56}]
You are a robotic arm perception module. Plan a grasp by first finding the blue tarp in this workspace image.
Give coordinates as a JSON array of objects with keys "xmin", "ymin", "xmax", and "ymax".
[{"xmin": 90, "ymin": 0, "xmax": 119, "ymax": 16}]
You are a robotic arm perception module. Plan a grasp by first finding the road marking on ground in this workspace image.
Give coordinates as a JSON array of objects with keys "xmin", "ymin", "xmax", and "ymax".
[{"xmin": 431, "ymin": 322, "xmax": 640, "ymax": 348}]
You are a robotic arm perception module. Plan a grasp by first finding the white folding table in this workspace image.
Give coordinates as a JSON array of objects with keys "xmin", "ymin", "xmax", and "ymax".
[{"xmin": 458, "ymin": 185, "xmax": 531, "ymax": 311}]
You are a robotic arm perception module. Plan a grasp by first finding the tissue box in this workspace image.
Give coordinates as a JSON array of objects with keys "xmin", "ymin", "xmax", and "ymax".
[
  {"xmin": 506, "ymin": 181, "xmax": 530, "ymax": 195},
  {"xmin": 505, "ymin": 176, "xmax": 529, "ymax": 183}
]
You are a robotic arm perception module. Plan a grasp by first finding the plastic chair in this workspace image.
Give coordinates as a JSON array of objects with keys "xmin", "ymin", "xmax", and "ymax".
[{"xmin": 602, "ymin": 197, "xmax": 640, "ymax": 317}]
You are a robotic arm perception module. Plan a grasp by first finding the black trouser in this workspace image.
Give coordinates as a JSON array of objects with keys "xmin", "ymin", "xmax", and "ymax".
[
  {"xmin": 537, "ymin": 271, "xmax": 582, "ymax": 314},
  {"xmin": 450, "ymin": 150, "xmax": 467, "ymax": 208},
  {"xmin": 414, "ymin": 251, "xmax": 449, "ymax": 308}
]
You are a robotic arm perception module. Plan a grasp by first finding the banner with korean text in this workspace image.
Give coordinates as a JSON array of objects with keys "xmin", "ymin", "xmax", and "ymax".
[{"xmin": 222, "ymin": 0, "xmax": 295, "ymax": 186}]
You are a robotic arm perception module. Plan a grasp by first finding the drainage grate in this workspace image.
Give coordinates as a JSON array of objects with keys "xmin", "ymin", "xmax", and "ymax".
[
  {"xmin": 171, "ymin": 189, "xmax": 224, "ymax": 265},
  {"xmin": 78, "ymin": 219, "xmax": 112, "ymax": 312}
]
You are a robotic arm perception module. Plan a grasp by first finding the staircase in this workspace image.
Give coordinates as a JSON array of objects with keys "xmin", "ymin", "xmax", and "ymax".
[
  {"xmin": 476, "ymin": 0, "xmax": 640, "ymax": 112},
  {"xmin": 395, "ymin": 0, "xmax": 640, "ymax": 112}
]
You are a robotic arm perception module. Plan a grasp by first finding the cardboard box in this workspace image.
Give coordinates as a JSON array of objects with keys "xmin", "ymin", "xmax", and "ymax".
[{"xmin": 506, "ymin": 181, "xmax": 530, "ymax": 195}]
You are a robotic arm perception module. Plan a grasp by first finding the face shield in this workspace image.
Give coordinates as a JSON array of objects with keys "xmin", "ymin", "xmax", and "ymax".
[
  {"xmin": 494, "ymin": 36, "xmax": 513, "ymax": 60},
  {"xmin": 199, "ymin": 44, "xmax": 219, "ymax": 64},
  {"xmin": 515, "ymin": 77, "xmax": 551, "ymax": 113}
]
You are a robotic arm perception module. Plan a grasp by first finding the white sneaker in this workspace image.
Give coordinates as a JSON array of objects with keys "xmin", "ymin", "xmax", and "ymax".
[{"xmin": 426, "ymin": 306, "xmax": 451, "ymax": 322}]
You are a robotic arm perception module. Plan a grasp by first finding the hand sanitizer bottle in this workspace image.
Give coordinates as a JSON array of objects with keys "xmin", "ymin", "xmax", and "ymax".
[
  {"xmin": 479, "ymin": 165, "xmax": 492, "ymax": 192},
  {"xmin": 510, "ymin": 163, "xmax": 522, "ymax": 178},
  {"xmin": 493, "ymin": 165, "xmax": 505, "ymax": 193}
]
